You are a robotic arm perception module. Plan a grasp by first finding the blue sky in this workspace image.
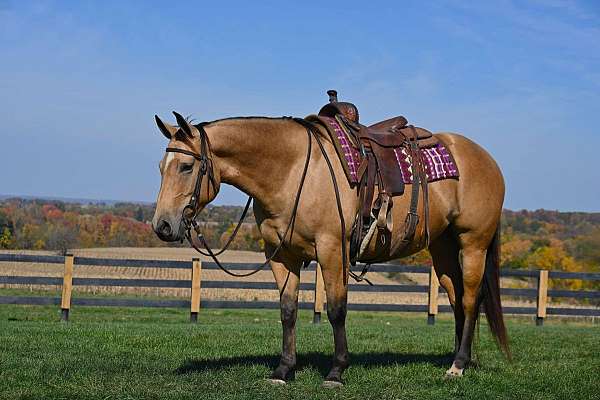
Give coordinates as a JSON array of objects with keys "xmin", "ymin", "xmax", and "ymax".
[{"xmin": 1, "ymin": 1, "xmax": 599, "ymax": 211}]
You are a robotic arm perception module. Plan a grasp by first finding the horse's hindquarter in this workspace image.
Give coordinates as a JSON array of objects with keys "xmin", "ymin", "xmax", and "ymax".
[{"xmin": 437, "ymin": 133, "xmax": 505, "ymax": 232}]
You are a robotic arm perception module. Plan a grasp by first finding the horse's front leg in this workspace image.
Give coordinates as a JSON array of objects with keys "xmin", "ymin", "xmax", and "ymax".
[
  {"xmin": 268, "ymin": 255, "xmax": 301, "ymax": 384},
  {"xmin": 318, "ymin": 245, "xmax": 350, "ymax": 387}
]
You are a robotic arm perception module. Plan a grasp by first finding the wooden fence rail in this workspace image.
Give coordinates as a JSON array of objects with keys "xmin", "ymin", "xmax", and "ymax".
[{"xmin": 1, "ymin": 253, "xmax": 599, "ymax": 325}]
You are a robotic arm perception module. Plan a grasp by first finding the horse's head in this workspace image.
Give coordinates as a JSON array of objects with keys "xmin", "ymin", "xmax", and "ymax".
[{"xmin": 152, "ymin": 112, "xmax": 220, "ymax": 242}]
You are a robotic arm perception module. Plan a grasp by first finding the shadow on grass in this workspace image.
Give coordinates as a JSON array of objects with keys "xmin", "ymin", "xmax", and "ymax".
[{"xmin": 176, "ymin": 351, "xmax": 454, "ymax": 377}]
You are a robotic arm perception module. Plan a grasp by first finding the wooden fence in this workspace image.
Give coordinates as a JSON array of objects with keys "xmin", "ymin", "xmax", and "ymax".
[{"xmin": 0, "ymin": 253, "xmax": 599, "ymax": 325}]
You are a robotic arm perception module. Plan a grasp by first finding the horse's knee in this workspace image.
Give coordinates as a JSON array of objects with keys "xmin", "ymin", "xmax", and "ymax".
[
  {"xmin": 280, "ymin": 297, "xmax": 297, "ymax": 326},
  {"xmin": 326, "ymin": 302, "xmax": 347, "ymax": 325}
]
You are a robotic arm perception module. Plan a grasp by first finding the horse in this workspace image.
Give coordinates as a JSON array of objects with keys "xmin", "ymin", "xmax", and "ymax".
[{"xmin": 151, "ymin": 111, "xmax": 509, "ymax": 387}]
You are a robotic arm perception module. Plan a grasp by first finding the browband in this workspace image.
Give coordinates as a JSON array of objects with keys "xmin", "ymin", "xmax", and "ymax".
[{"xmin": 165, "ymin": 147, "xmax": 203, "ymax": 160}]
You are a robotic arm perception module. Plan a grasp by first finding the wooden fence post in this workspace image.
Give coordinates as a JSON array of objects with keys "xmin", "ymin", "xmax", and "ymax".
[
  {"xmin": 60, "ymin": 254, "xmax": 74, "ymax": 322},
  {"xmin": 427, "ymin": 266, "xmax": 439, "ymax": 325},
  {"xmin": 190, "ymin": 258, "xmax": 202, "ymax": 323},
  {"xmin": 536, "ymin": 269, "xmax": 549, "ymax": 326},
  {"xmin": 313, "ymin": 263, "xmax": 326, "ymax": 323}
]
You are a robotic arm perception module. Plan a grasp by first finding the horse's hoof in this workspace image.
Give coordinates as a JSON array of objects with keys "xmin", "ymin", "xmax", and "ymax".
[
  {"xmin": 266, "ymin": 378, "xmax": 287, "ymax": 386},
  {"xmin": 322, "ymin": 380, "xmax": 343, "ymax": 389},
  {"xmin": 444, "ymin": 363, "xmax": 464, "ymax": 379}
]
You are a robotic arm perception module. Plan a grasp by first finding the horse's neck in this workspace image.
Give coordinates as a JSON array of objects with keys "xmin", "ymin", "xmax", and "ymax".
[{"xmin": 206, "ymin": 118, "xmax": 307, "ymax": 208}]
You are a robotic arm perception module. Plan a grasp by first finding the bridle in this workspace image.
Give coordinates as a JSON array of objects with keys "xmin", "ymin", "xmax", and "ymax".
[
  {"xmin": 165, "ymin": 123, "xmax": 216, "ymax": 229},
  {"xmin": 163, "ymin": 118, "xmax": 371, "ymax": 284},
  {"xmin": 164, "ymin": 119, "xmax": 312, "ymax": 278}
]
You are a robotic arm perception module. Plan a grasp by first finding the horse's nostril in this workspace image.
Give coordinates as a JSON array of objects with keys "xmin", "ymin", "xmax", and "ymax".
[{"xmin": 158, "ymin": 220, "xmax": 172, "ymax": 236}]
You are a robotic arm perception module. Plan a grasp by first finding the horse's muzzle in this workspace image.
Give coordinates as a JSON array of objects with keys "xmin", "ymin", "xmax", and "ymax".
[{"xmin": 153, "ymin": 218, "xmax": 182, "ymax": 242}]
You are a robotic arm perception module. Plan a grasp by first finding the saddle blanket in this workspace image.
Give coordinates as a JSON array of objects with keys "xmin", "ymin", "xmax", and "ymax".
[
  {"xmin": 325, "ymin": 116, "xmax": 459, "ymax": 185},
  {"xmin": 396, "ymin": 145, "xmax": 460, "ymax": 184}
]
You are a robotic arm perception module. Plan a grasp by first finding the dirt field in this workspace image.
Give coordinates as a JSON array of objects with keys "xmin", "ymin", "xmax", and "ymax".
[
  {"xmin": 1, "ymin": 247, "xmax": 433, "ymax": 305},
  {"xmin": 0, "ymin": 247, "xmax": 590, "ymax": 310}
]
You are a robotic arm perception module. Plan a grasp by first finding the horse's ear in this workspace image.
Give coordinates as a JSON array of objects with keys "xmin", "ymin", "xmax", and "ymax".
[
  {"xmin": 155, "ymin": 115, "xmax": 177, "ymax": 139},
  {"xmin": 173, "ymin": 111, "xmax": 194, "ymax": 138}
]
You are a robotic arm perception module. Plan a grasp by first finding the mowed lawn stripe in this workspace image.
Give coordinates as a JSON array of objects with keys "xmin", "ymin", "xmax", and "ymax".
[{"xmin": 0, "ymin": 306, "xmax": 598, "ymax": 400}]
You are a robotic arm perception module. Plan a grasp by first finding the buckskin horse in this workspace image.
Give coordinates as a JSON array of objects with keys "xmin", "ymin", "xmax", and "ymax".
[{"xmin": 151, "ymin": 94, "xmax": 509, "ymax": 387}]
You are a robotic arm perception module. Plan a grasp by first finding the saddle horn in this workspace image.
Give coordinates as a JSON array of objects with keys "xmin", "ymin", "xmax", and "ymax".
[
  {"xmin": 327, "ymin": 89, "xmax": 338, "ymax": 103},
  {"xmin": 319, "ymin": 89, "xmax": 359, "ymax": 123}
]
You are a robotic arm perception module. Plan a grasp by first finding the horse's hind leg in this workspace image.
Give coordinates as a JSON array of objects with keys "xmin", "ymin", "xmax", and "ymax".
[
  {"xmin": 446, "ymin": 233, "xmax": 489, "ymax": 377},
  {"xmin": 429, "ymin": 229, "xmax": 464, "ymax": 354},
  {"xmin": 268, "ymin": 251, "xmax": 302, "ymax": 384}
]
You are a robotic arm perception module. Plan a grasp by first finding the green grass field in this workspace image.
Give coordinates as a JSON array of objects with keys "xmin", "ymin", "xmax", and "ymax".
[{"xmin": 0, "ymin": 305, "xmax": 598, "ymax": 400}]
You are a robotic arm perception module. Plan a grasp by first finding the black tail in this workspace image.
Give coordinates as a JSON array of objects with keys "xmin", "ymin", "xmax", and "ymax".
[{"xmin": 481, "ymin": 225, "xmax": 511, "ymax": 360}]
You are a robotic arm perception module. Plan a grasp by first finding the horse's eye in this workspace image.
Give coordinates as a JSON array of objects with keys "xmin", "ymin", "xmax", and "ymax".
[{"xmin": 179, "ymin": 163, "xmax": 194, "ymax": 174}]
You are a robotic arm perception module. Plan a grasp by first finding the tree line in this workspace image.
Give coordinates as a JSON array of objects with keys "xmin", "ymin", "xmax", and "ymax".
[
  {"xmin": 1, "ymin": 198, "xmax": 598, "ymax": 280},
  {"xmin": 0, "ymin": 198, "xmax": 261, "ymax": 254}
]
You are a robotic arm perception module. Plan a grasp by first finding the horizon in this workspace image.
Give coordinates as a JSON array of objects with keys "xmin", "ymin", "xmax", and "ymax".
[
  {"xmin": 1, "ymin": 193, "xmax": 598, "ymax": 214},
  {"xmin": 1, "ymin": 2, "xmax": 599, "ymax": 211}
]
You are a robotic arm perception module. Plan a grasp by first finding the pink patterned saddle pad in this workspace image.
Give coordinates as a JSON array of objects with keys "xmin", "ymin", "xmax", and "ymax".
[
  {"xmin": 323, "ymin": 116, "xmax": 459, "ymax": 185},
  {"xmin": 396, "ymin": 145, "xmax": 459, "ymax": 184}
]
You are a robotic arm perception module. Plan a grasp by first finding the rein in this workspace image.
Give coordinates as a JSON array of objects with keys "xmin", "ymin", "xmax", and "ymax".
[
  {"xmin": 165, "ymin": 118, "xmax": 313, "ymax": 278},
  {"xmin": 165, "ymin": 118, "xmax": 370, "ymax": 284}
]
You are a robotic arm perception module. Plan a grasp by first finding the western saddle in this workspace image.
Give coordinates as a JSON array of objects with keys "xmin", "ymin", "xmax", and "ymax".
[{"xmin": 310, "ymin": 90, "xmax": 434, "ymax": 264}]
